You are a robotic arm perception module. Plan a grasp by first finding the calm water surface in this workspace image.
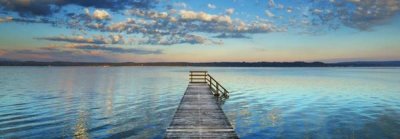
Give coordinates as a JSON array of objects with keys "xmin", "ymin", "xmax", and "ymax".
[{"xmin": 0, "ymin": 67, "xmax": 399, "ymax": 138}]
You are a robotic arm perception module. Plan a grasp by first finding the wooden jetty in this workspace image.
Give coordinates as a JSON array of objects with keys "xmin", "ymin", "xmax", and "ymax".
[{"xmin": 165, "ymin": 71, "xmax": 238, "ymax": 138}]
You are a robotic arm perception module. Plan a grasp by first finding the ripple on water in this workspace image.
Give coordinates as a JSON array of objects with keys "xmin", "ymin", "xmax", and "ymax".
[{"xmin": 1, "ymin": 67, "xmax": 400, "ymax": 138}]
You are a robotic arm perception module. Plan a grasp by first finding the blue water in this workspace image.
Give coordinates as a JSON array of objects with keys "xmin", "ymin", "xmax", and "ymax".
[{"xmin": 0, "ymin": 67, "xmax": 399, "ymax": 138}]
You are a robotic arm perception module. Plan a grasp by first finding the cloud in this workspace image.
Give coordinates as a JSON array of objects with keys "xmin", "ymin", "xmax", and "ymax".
[
  {"xmin": 0, "ymin": 43, "xmax": 163, "ymax": 62},
  {"xmin": 268, "ymin": 0, "xmax": 276, "ymax": 8},
  {"xmin": 0, "ymin": 16, "xmax": 58, "ymax": 24},
  {"xmin": 173, "ymin": 2, "xmax": 187, "ymax": 9},
  {"xmin": 207, "ymin": 4, "xmax": 216, "ymax": 9},
  {"xmin": 0, "ymin": 0, "xmax": 57, "ymax": 16},
  {"xmin": 0, "ymin": 0, "xmax": 158, "ymax": 16},
  {"xmin": 79, "ymin": 9, "xmax": 283, "ymax": 45},
  {"xmin": 258, "ymin": 0, "xmax": 400, "ymax": 32},
  {"xmin": 181, "ymin": 34, "xmax": 222, "ymax": 45},
  {"xmin": 104, "ymin": 22, "xmax": 130, "ymax": 32},
  {"xmin": 138, "ymin": 34, "xmax": 222, "ymax": 45},
  {"xmin": 308, "ymin": 0, "xmax": 400, "ymax": 30},
  {"xmin": 0, "ymin": 16, "xmax": 12, "ymax": 23},
  {"xmin": 36, "ymin": 35, "xmax": 125, "ymax": 44},
  {"xmin": 213, "ymin": 33, "xmax": 251, "ymax": 39},
  {"xmin": 67, "ymin": 8, "xmax": 111, "ymax": 21},
  {"xmin": 1, "ymin": 1, "xmax": 287, "ymax": 45},
  {"xmin": 265, "ymin": 10, "xmax": 275, "ymax": 17},
  {"xmin": 226, "ymin": 8, "xmax": 234, "ymax": 15},
  {"xmin": 126, "ymin": 9, "xmax": 168, "ymax": 19},
  {"xmin": 92, "ymin": 9, "xmax": 111, "ymax": 20},
  {"xmin": 195, "ymin": 20, "xmax": 284, "ymax": 34},
  {"xmin": 3, "ymin": 0, "xmax": 397, "ymax": 33},
  {"xmin": 109, "ymin": 34, "xmax": 124, "ymax": 44},
  {"xmin": 66, "ymin": 44, "xmax": 162, "ymax": 54},
  {"xmin": 179, "ymin": 10, "xmax": 232, "ymax": 24},
  {"xmin": 37, "ymin": 35, "xmax": 100, "ymax": 44},
  {"xmin": 0, "ymin": 47, "xmax": 111, "ymax": 62},
  {"xmin": 342, "ymin": 0, "xmax": 400, "ymax": 30},
  {"xmin": 312, "ymin": 9, "xmax": 323, "ymax": 14},
  {"xmin": 8, "ymin": 0, "xmax": 398, "ymax": 46},
  {"xmin": 286, "ymin": 7, "xmax": 293, "ymax": 13}
]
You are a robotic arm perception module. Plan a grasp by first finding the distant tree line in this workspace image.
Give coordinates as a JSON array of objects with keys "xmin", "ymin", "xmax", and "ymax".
[{"xmin": 1, "ymin": 60, "xmax": 400, "ymax": 67}]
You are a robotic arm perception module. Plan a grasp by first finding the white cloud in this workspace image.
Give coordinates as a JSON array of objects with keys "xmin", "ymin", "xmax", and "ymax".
[
  {"xmin": 109, "ymin": 34, "xmax": 124, "ymax": 44},
  {"xmin": 226, "ymin": 8, "xmax": 235, "ymax": 15},
  {"xmin": 347, "ymin": 0, "xmax": 360, "ymax": 3},
  {"xmin": 207, "ymin": 3, "xmax": 216, "ymax": 9},
  {"xmin": 313, "ymin": 9, "xmax": 323, "ymax": 14},
  {"xmin": 127, "ymin": 9, "xmax": 169, "ymax": 19},
  {"xmin": 36, "ymin": 35, "xmax": 125, "ymax": 45},
  {"xmin": 179, "ymin": 10, "xmax": 198, "ymax": 20},
  {"xmin": 213, "ymin": 15, "xmax": 232, "ymax": 24},
  {"xmin": 83, "ymin": 8, "xmax": 111, "ymax": 20},
  {"xmin": 173, "ymin": 2, "xmax": 187, "ymax": 9},
  {"xmin": 313, "ymin": 0, "xmax": 400, "ymax": 30},
  {"xmin": 268, "ymin": 0, "xmax": 275, "ymax": 7},
  {"xmin": 93, "ymin": 9, "xmax": 111, "ymax": 20},
  {"xmin": 278, "ymin": 4, "xmax": 284, "ymax": 9},
  {"xmin": 179, "ymin": 10, "xmax": 232, "ymax": 24},
  {"xmin": 106, "ymin": 22, "xmax": 128, "ymax": 32},
  {"xmin": 287, "ymin": 8, "xmax": 293, "ymax": 13},
  {"xmin": 169, "ymin": 16, "xmax": 177, "ymax": 22},
  {"xmin": 84, "ymin": 8, "xmax": 90, "ymax": 15},
  {"xmin": 0, "ymin": 16, "xmax": 12, "ymax": 23},
  {"xmin": 265, "ymin": 10, "xmax": 275, "ymax": 17}
]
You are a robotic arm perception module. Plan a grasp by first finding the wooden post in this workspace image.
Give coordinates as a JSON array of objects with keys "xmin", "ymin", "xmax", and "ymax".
[
  {"xmin": 190, "ymin": 72, "xmax": 192, "ymax": 83},
  {"xmin": 203, "ymin": 72, "xmax": 206, "ymax": 83},
  {"xmin": 224, "ymin": 90, "xmax": 228, "ymax": 97},
  {"xmin": 207, "ymin": 75, "xmax": 211, "ymax": 87},
  {"xmin": 189, "ymin": 71, "xmax": 229, "ymax": 97},
  {"xmin": 216, "ymin": 82, "xmax": 220, "ymax": 96}
]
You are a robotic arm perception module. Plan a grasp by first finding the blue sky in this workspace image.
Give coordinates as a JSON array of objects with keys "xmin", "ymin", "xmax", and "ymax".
[{"xmin": 0, "ymin": 0, "xmax": 399, "ymax": 62}]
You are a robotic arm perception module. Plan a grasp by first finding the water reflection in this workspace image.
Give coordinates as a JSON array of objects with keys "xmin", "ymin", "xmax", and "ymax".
[
  {"xmin": 267, "ymin": 108, "xmax": 281, "ymax": 127},
  {"xmin": 0, "ymin": 67, "xmax": 399, "ymax": 138},
  {"xmin": 74, "ymin": 110, "xmax": 89, "ymax": 139}
]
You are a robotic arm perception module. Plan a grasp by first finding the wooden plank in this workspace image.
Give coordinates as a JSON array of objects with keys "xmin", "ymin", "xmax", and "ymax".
[
  {"xmin": 189, "ymin": 77, "xmax": 207, "ymax": 79},
  {"xmin": 165, "ymin": 83, "xmax": 238, "ymax": 138},
  {"xmin": 190, "ymin": 71, "xmax": 208, "ymax": 72}
]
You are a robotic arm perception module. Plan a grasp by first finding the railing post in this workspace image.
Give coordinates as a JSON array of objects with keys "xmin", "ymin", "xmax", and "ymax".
[
  {"xmin": 190, "ymin": 71, "xmax": 229, "ymax": 98},
  {"xmin": 224, "ymin": 89, "xmax": 228, "ymax": 97},
  {"xmin": 203, "ymin": 72, "xmax": 206, "ymax": 83},
  {"xmin": 223, "ymin": 90, "xmax": 226, "ymax": 97},
  {"xmin": 216, "ymin": 82, "xmax": 220, "ymax": 96},
  {"xmin": 207, "ymin": 75, "xmax": 210, "ymax": 86},
  {"xmin": 209, "ymin": 76, "xmax": 212, "ymax": 85},
  {"xmin": 190, "ymin": 72, "xmax": 192, "ymax": 83}
]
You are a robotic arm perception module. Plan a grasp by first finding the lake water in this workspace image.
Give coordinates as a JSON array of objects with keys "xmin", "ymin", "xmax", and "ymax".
[{"xmin": 0, "ymin": 67, "xmax": 399, "ymax": 138}]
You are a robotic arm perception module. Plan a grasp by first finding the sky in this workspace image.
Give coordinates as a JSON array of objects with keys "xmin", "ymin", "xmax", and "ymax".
[{"xmin": 0, "ymin": 0, "xmax": 399, "ymax": 62}]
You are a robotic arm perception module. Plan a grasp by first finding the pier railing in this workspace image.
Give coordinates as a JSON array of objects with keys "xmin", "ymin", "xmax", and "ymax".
[
  {"xmin": 189, "ymin": 71, "xmax": 229, "ymax": 97},
  {"xmin": 189, "ymin": 71, "xmax": 208, "ymax": 83}
]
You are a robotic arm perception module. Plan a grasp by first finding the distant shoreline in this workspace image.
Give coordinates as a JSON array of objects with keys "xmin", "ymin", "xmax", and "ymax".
[{"xmin": 1, "ymin": 61, "xmax": 400, "ymax": 67}]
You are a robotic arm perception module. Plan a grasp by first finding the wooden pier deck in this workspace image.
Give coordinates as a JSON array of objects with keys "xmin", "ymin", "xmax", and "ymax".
[{"xmin": 165, "ymin": 71, "xmax": 238, "ymax": 138}]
